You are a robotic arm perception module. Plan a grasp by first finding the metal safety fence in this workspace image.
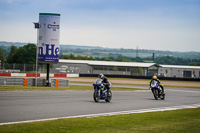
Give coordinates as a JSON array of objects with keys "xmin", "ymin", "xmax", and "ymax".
[
  {"xmin": 51, "ymin": 79, "xmax": 69, "ymax": 87},
  {"xmin": 0, "ymin": 77, "xmax": 69, "ymax": 87},
  {"xmin": 0, "ymin": 77, "xmax": 24, "ymax": 86},
  {"xmin": 0, "ymin": 63, "xmax": 48, "ymax": 73}
]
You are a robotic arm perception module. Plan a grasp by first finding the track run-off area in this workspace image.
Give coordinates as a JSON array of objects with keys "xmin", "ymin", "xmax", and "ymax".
[{"xmin": 0, "ymin": 79, "xmax": 200, "ymax": 125}]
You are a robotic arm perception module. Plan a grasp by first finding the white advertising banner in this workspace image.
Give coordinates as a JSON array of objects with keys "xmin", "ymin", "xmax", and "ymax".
[{"xmin": 38, "ymin": 13, "xmax": 60, "ymax": 63}]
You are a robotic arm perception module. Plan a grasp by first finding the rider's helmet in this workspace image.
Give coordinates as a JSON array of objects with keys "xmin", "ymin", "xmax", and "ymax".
[
  {"xmin": 152, "ymin": 75, "xmax": 157, "ymax": 80},
  {"xmin": 98, "ymin": 73, "xmax": 105, "ymax": 79}
]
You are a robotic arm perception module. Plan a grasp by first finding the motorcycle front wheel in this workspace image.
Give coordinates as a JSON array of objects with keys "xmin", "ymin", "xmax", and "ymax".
[
  {"xmin": 105, "ymin": 90, "xmax": 112, "ymax": 102},
  {"xmin": 152, "ymin": 89, "xmax": 158, "ymax": 100},
  {"xmin": 93, "ymin": 90, "xmax": 100, "ymax": 102}
]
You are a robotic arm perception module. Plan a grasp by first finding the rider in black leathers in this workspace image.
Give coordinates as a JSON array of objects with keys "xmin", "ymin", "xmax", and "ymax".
[{"xmin": 98, "ymin": 73, "xmax": 110, "ymax": 91}]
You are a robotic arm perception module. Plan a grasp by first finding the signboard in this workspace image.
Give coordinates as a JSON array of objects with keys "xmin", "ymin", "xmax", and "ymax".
[{"xmin": 38, "ymin": 13, "xmax": 60, "ymax": 63}]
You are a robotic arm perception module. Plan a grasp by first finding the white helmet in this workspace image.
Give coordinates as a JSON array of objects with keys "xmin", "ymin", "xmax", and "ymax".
[{"xmin": 98, "ymin": 73, "xmax": 105, "ymax": 79}]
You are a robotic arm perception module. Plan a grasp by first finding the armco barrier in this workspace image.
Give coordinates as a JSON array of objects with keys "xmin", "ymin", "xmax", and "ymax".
[
  {"xmin": 31, "ymin": 78, "xmax": 46, "ymax": 86},
  {"xmin": 0, "ymin": 77, "xmax": 24, "ymax": 86},
  {"xmin": 51, "ymin": 79, "xmax": 69, "ymax": 87},
  {"xmin": 0, "ymin": 77, "xmax": 67, "ymax": 87},
  {"xmin": 0, "ymin": 77, "xmax": 68, "ymax": 87},
  {"xmin": 58, "ymin": 79, "xmax": 69, "ymax": 87}
]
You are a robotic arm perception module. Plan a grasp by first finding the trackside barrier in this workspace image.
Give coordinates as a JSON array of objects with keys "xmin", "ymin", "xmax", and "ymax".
[
  {"xmin": 26, "ymin": 73, "xmax": 40, "ymax": 77},
  {"xmin": 0, "ymin": 77, "xmax": 69, "ymax": 87},
  {"xmin": 51, "ymin": 79, "xmax": 69, "ymax": 87},
  {"xmin": 58, "ymin": 79, "xmax": 69, "ymax": 87},
  {"xmin": 24, "ymin": 78, "xmax": 28, "ymax": 86},
  {"xmin": 55, "ymin": 79, "xmax": 59, "ymax": 87},
  {"xmin": 0, "ymin": 73, "xmax": 11, "ymax": 77},
  {"xmin": 0, "ymin": 77, "xmax": 24, "ymax": 86},
  {"xmin": 66, "ymin": 74, "xmax": 79, "ymax": 77},
  {"xmin": 0, "ymin": 73, "xmax": 79, "ymax": 78},
  {"xmin": 11, "ymin": 73, "xmax": 26, "ymax": 77},
  {"xmin": 31, "ymin": 78, "xmax": 46, "ymax": 86},
  {"xmin": 54, "ymin": 74, "xmax": 67, "ymax": 77}
]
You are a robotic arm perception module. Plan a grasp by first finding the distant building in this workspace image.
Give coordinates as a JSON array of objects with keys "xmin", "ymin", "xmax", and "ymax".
[
  {"xmin": 158, "ymin": 65, "xmax": 200, "ymax": 78},
  {"xmin": 52, "ymin": 59, "xmax": 200, "ymax": 78},
  {"xmin": 53, "ymin": 59, "xmax": 160, "ymax": 76}
]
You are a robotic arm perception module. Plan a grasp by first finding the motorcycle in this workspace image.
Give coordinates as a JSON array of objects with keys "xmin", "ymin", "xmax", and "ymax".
[
  {"xmin": 93, "ymin": 78, "xmax": 112, "ymax": 102},
  {"xmin": 150, "ymin": 80, "xmax": 165, "ymax": 100}
]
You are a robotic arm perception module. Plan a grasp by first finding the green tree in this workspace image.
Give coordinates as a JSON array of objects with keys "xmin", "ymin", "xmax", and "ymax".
[
  {"xmin": 0, "ymin": 47, "xmax": 5, "ymax": 63},
  {"xmin": 155, "ymin": 56, "xmax": 180, "ymax": 65},
  {"xmin": 189, "ymin": 62, "xmax": 200, "ymax": 66},
  {"xmin": 69, "ymin": 53, "xmax": 75, "ymax": 59},
  {"xmin": 116, "ymin": 55, "xmax": 129, "ymax": 62},
  {"xmin": 10, "ymin": 43, "xmax": 36, "ymax": 64},
  {"xmin": 6, "ymin": 45, "xmax": 17, "ymax": 63}
]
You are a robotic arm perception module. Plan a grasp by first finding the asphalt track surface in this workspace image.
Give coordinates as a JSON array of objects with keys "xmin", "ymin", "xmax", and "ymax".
[{"xmin": 0, "ymin": 84, "xmax": 200, "ymax": 125}]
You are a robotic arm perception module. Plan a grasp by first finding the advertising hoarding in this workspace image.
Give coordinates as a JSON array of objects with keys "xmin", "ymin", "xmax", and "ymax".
[{"xmin": 38, "ymin": 13, "xmax": 60, "ymax": 63}]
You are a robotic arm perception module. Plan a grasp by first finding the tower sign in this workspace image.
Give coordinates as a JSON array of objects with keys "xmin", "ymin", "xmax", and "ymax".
[{"xmin": 38, "ymin": 13, "xmax": 60, "ymax": 63}]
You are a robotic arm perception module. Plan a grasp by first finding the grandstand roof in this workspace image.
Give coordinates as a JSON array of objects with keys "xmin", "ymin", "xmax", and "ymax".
[
  {"xmin": 160, "ymin": 65, "xmax": 200, "ymax": 69},
  {"xmin": 59, "ymin": 59, "xmax": 159, "ymax": 68}
]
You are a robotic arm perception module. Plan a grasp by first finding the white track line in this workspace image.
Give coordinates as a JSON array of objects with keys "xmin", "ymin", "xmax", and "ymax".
[
  {"xmin": 0, "ymin": 103, "xmax": 200, "ymax": 126},
  {"xmin": 166, "ymin": 89, "xmax": 200, "ymax": 93}
]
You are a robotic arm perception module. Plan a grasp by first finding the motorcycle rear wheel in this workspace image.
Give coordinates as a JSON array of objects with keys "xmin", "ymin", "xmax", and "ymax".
[{"xmin": 161, "ymin": 92, "xmax": 165, "ymax": 100}]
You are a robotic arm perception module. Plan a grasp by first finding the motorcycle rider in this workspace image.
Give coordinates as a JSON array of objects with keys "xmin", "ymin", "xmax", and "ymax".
[
  {"xmin": 98, "ymin": 73, "xmax": 110, "ymax": 92},
  {"xmin": 149, "ymin": 75, "xmax": 165, "ymax": 94}
]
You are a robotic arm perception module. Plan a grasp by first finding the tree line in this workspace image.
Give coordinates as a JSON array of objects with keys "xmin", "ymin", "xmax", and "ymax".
[
  {"xmin": 60, "ymin": 53, "xmax": 200, "ymax": 66},
  {"xmin": 0, "ymin": 44, "xmax": 200, "ymax": 66},
  {"xmin": 0, "ymin": 43, "xmax": 36, "ymax": 64}
]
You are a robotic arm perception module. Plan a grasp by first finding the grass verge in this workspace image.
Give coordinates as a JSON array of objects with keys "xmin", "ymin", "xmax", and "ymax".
[
  {"xmin": 0, "ymin": 108, "xmax": 199, "ymax": 133},
  {"xmin": 70, "ymin": 81, "xmax": 200, "ymax": 89},
  {"xmin": 67, "ymin": 77, "xmax": 200, "ymax": 89},
  {"xmin": 0, "ymin": 85, "xmax": 146, "ymax": 91}
]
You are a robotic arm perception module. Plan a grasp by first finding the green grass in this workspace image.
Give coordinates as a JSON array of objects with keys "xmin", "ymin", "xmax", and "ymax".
[
  {"xmin": 0, "ymin": 108, "xmax": 199, "ymax": 133},
  {"xmin": 69, "ymin": 81, "xmax": 200, "ymax": 89},
  {"xmin": 67, "ymin": 77, "xmax": 200, "ymax": 89},
  {"xmin": 67, "ymin": 77, "xmax": 200, "ymax": 82},
  {"xmin": 0, "ymin": 85, "xmax": 146, "ymax": 91}
]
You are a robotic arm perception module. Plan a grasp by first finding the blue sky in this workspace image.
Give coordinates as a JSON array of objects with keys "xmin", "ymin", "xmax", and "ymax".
[{"xmin": 0, "ymin": 0, "xmax": 200, "ymax": 51}]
